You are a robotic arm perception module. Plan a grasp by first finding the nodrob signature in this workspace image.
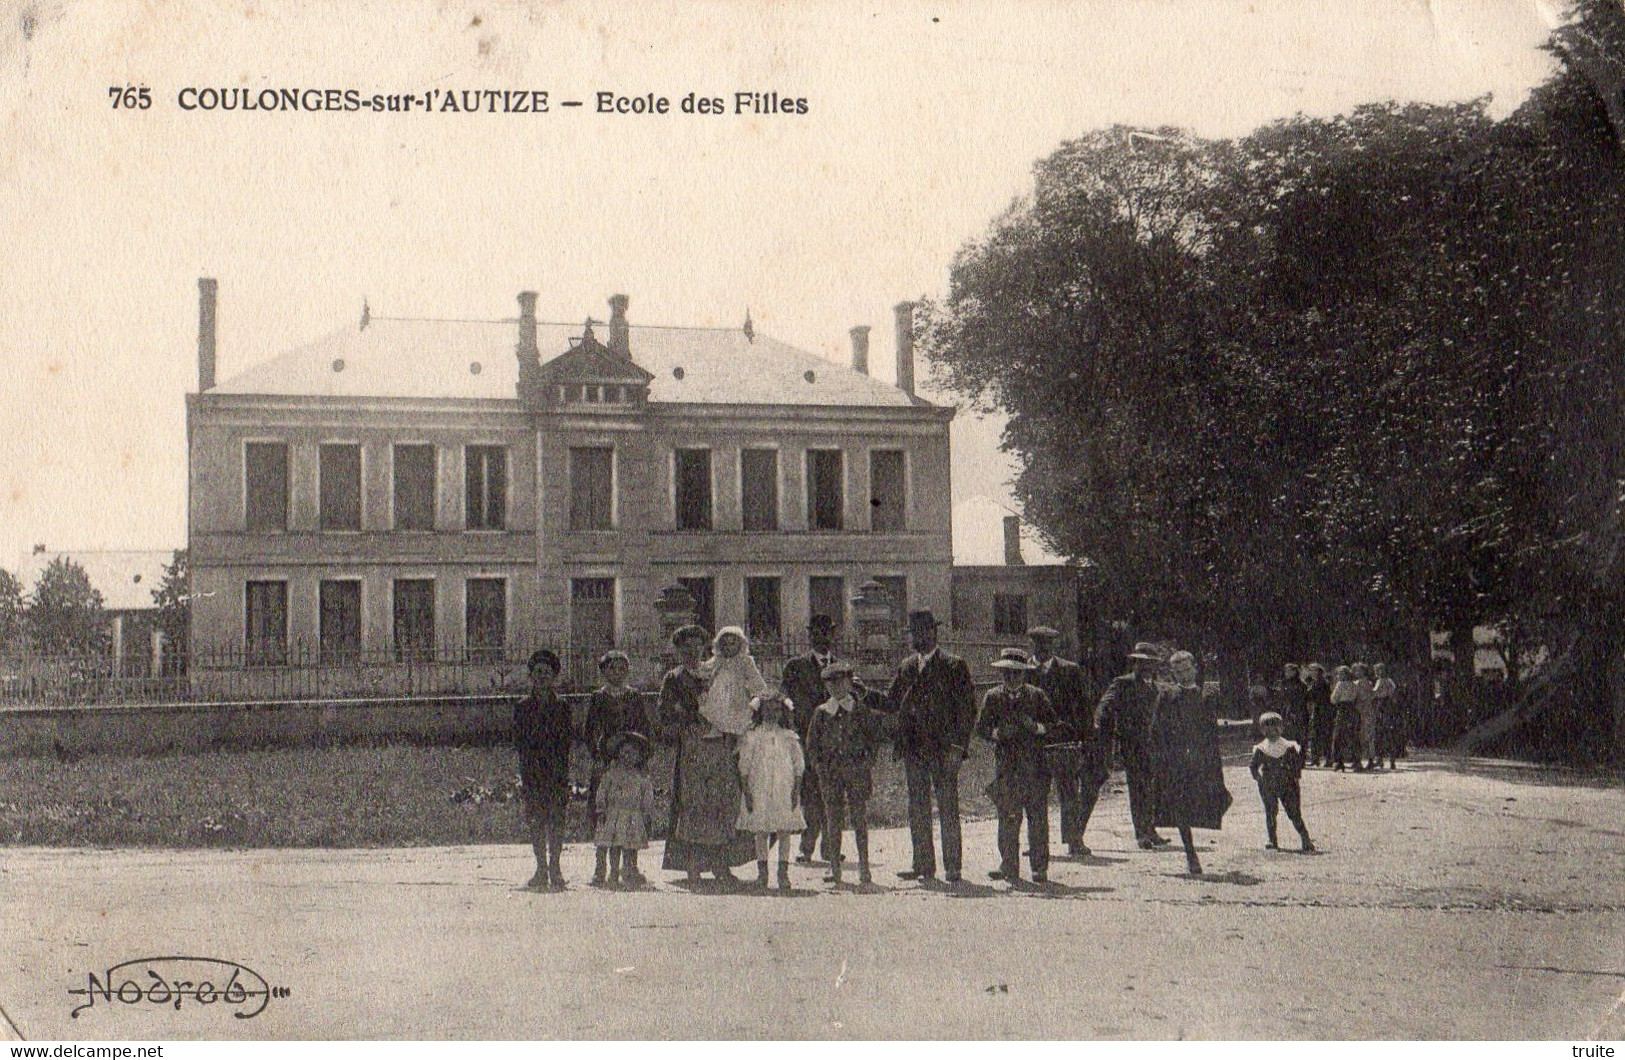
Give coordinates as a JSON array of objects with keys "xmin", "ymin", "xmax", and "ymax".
[{"xmin": 68, "ymin": 957, "xmax": 289, "ymax": 1020}]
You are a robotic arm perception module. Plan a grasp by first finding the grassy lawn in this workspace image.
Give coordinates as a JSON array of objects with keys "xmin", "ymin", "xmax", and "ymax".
[{"xmin": 0, "ymin": 740, "xmax": 1003, "ymax": 848}]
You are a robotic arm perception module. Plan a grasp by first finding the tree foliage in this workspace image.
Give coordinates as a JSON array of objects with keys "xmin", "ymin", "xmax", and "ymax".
[
  {"xmin": 0, "ymin": 568, "xmax": 23, "ymax": 649},
  {"xmin": 152, "ymin": 548, "xmax": 190, "ymax": 663},
  {"xmin": 26, "ymin": 557, "xmax": 108, "ymax": 656},
  {"xmin": 919, "ymin": 2, "xmax": 1625, "ymax": 758}
]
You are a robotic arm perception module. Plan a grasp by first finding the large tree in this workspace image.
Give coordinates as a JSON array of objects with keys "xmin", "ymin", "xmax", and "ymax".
[
  {"xmin": 0, "ymin": 568, "xmax": 23, "ymax": 649},
  {"xmin": 920, "ymin": 2, "xmax": 1625, "ymax": 759},
  {"xmin": 27, "ymin": 557, "xmax": 108, "ymax": 656}
]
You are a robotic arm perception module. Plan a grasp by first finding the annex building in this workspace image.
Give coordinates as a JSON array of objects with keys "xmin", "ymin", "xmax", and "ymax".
[{"xmin": 185, "ymin": 281, "xmax": 955, "ymax": 674}]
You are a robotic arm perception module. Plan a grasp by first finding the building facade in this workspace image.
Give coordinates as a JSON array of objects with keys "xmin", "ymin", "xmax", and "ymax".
[{"xmin": 186, "ymin": 281, "xmax": 954, "ymax": 678}]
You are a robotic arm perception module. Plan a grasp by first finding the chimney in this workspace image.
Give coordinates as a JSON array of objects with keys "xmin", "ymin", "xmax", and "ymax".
[
  {"xmin": 608, "ymin": 294, "xmax": 630, "ymax": 357},
  {"xmin": 197, "ymin": 277, "xmax": 218, "ymax": 392},
  {"xmin": 893, "ymin": 301, "xmax": 915, "ymax": 396},
  {"xmin": 515, "ymin": 290, "xmax": 540, "ymax": 390},
  {"xmin": 849, "ymin": 325, "xmax": 871, "ymax": 375},
  {"xmin": 1004, "ymin": 515, "xmax": 1026, "ymax": 566}
]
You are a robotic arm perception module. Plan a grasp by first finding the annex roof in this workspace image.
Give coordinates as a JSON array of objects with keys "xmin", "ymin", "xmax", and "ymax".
[
  {"xmin": 15, "ymin": 550, "xmax": 175, "ymax": 612},
  {"xmin": 212, "ymin": 317, "xmax": 927, "ymax": 408}
]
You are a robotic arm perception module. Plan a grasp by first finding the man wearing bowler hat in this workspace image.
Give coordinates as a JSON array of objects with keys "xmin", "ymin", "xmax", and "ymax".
[
  {"xmin": 780, "ymin": 613, "xmax": 846, "ymax": 864},
  {"xmin": 1029, "ymin": 625, "xmax": 1102, "ymax": 856},
  {"xmin": 1095, "ymin": 641, "xmax": 1171, "ymax": 849},
  {"xmin": 887, "ymin": 609, "xmax": 977, "ymax": 882}
]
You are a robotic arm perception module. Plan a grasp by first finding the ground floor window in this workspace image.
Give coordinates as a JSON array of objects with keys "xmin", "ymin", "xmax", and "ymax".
[
  {"xmin": 466, "ymin": 578, "xmax": 507, "ymax": 662},
  {"xmin": 677, "ymin": 576, "xmax": 716, "ymax": 637},
  {"xmin": 993, "ymin": 592, "xmax": 1028, "ymax": 637},
  {"xmin": 245, "ymin": 580, "xmax": 288, "ymax": 666},
  {"xmin": 745, "ymin": 576, "xmax": 782, "ymax": 644},
  {"xmin": 809, "ymin": 576, "xmax": 845, "ymax": 634},
  {"xmin": 571, "ymin": 578, "xmax": 617, "ymax": 651},
  {"xmin": 393, "ymin": 579, "xmax": 436, "ymax": 662},
  {"xmin": 319, "ymin": 580, "xmax": 363, "ymax": 663}
]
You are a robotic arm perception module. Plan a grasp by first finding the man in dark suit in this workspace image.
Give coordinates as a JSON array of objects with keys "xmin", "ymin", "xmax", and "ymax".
[
  {"xmin": 1094, "ymin": 641, "xmax": 1170, "ymax": 849},
  {"xmin": 780, "ymin": 613, "xmax": 843, "ymax": 863},
  {"xmin": 887, "ymin": 609, "xmax": 977, "ymax": 883},
  {"xmin": 1029, "ymin": 625, "xmax": 1102, "ymax": 857}
]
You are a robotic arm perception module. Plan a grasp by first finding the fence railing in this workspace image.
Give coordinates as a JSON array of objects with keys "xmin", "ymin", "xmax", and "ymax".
[{"xmin": 0, "ymin": 636, "xmax": 1031, "ymax": 708}]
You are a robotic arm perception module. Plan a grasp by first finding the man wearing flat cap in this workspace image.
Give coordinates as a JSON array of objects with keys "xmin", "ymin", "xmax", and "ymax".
[
  {"xmin": 886, "ymin": 609, "xmax": 977, "ymax": 882},
  {"xmin": 977, "ymin": 648, "xmax": 1070, "ymax": 884},
  {"xmin": 1029, "ymin": 625, "xmax": 1103, "ymax": 856},
  {"xmin": 780, "ymin": 614, "xmax": 846, "ymax": 864},
  {"xmin": 1094, "ymin": 641, "xmax": 1171, "ymax": 849}
]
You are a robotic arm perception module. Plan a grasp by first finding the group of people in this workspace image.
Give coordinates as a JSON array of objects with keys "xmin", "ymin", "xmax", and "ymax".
[
  {"xmin": 511, "ymin": 611, "xmax": 1333, "ymax": 892},
  {"xmin": 1270, "ymin": 661, "xmax": 1405, "ymax": 774}
]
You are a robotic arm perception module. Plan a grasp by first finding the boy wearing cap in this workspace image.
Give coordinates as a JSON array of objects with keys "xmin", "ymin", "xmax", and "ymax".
[
  {"xmin": 514, "ymin": 649, "xmax": 575, "ymax": 890},
  {"xmin": 804, "ymin": 660, "xmax": 889, "ymax": 886},
  {"xmin": 1249, "ymin": 712, "xmax": 1315, "ymax": 852},
  {"xmin": 887, "ymin": 609, "xmax": 977, "ymax": 883},
  {"xmin": 977, "ymin": 648, "xmax": 1069, "ymax": 885}
]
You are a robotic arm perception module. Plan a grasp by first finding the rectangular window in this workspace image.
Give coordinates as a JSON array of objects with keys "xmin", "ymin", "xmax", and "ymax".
[
  {"xmin": 465, "ymin": 446, "xmax": 508, "ymax": 530},
  {"xmin": 677, "ymin": 576, "xmax": 716, "ymax": 636},
  {"xmin": 807, "ymin": 449, "xmax": 844, "ymax": 531},
  {"xmin": 570, "ymin": 578, "xmax": 617, "ymax": 653},
  {"xmin": 993, "ymin": 593, "xmax": 1029, "ymax": 637},
  {"xmin": 569, "ymin": 447, "xmax": 615, "ymax": 531},
  {"xmin": 244, "ymin": 442, "xmax": 289, "ymax": 531},
  {"xmin": 875, "ymin": 575, "xmax": 909, "ymax": 634},
  {"xmin": 392, "ymin": 579, "xmax": 435, "ymax": 662},
  {"xmin": 393, "ymin": 444, "xmax": 436, "ymax": 531},
  {"xmin": 466, "ymin": 578, "xmax": 507, "ymax": 662},
  {"xmin": 318, "ymin": 579, "xmax": 363, "ymax": 663},
  {"xmin": 745, "ymin": 577, "xmax": 782, "ymax": 643},
  {"xmin": 741, "ymin": 449, "xmax": 779, "ymax": 531},
  {"xmin": 244, "ymin": 580, "xmax": 288, "ymax": 666},
  {"xmin": 869, "ymin": 450, "xmax": 907, "ymax": 532},
  {"xmin": 675, "ymin": 448, "xmax": 713, "ymax": 531},
  {"xmin": 809, "ymin": 576, "xmax": 846, "ymax": 634},
  {"xmin": 319, "ymin": 444, "xmax": 362, "ymax": 532}
]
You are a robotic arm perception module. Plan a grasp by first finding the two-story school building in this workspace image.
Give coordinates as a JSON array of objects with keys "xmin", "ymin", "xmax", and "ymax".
[{"xmin": 185, "ymin": 280, "xmax": 956, "ymax": 668}]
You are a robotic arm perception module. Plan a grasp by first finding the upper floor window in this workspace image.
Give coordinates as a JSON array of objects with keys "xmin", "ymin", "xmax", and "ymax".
[
  {"xmin": 675, "ymin": 448, "xmax": 713, "ymax": 531},
  {"xmin": 465, "ymin": 445, "xmax": 507, "ymax": 530},
  {"xmin": 570, "ymin": 447, "xmax": 614, "ymax": 531},
  {"xmin": 393, "ymin": 444, "xmax": 436, "ymax": 531},
  {"xmin": 741, "ymin": 449, "xmax": 779, "ymax": 531},
  {"xmin": 319, "ymin": 444, "xmax": 362, "ymax": 532},
  {"xmin": 870, "ymin": 450, "xmax": 907, "ymax": 531},
  {"xmin": 807, "ymin": 449, "xmax": 844, "ymax": 531},
  {"xmin": 244, "ymin": 442, "xmax": 289, "ymax": 531}
]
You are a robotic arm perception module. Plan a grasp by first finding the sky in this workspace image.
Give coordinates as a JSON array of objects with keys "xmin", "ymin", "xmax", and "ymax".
[{"xmin": 0, "ymin": 0, "xmax": 1559, "ymax": 577}]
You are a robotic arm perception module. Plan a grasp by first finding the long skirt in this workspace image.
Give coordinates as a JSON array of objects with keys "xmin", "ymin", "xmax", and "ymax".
[{"xmin": 662, "ymin": 729, "xmax": 755, "ymax": 872}]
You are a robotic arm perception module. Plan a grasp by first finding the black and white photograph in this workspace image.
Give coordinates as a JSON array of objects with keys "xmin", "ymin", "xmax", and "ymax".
[{"xmin": 1, "ymin": 0, "xmax": 1623, "ymax": 1044}]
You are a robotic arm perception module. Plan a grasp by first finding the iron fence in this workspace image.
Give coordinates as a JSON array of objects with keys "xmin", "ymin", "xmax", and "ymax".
[{"xmin": 0, "ymin": 634, "xmax": 1033, "ymax": 709}]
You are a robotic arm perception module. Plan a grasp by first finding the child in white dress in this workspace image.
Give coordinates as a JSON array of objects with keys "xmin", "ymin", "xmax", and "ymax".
[
  {"xmin": 736, "ymin": 696, "xmax": 807, "ymax": 891},
  {"xmin": 593, "ymin": 732, "xmax": 657, "ymax": 887}
]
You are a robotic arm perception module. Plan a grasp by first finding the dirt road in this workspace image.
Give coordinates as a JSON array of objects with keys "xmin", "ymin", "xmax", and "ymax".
[{"xmin": 2, "ymin": 755, "xmax": 1621, "ymax": 1040}]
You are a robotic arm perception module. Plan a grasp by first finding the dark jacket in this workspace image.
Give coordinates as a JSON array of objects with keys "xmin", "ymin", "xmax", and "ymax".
[
  {"xmin": 805, "ymin": 696, "xmax": 888, "ymax": 775},
  {"xmin": 585, "ymin": 685, "xmax": 649, "ymax": 762},
  {"xmin": 886, "ymin": 648, "xmax": 977, "ymax": 757},
  {"xmin": 1151, "ymin": 684, "xmax": 1232, "ymax": 830},
  {"xmin": 513, "ymin": 689, "xmax": 574, "ymax": 794},
  {"xmin": 1094, "ymin": 673, "xmax": 1160, "ymax": 755},
  {"xmin": 1032, "ymin": 656, "xmax": 1096, "ymax": 746},
  {"xmin": 976, "ymin": 683, "xmax": 1070, "ymax": 796},
  {"xmin": 781, "ymin": 652, "xmax": 871, "ymax": 738}
]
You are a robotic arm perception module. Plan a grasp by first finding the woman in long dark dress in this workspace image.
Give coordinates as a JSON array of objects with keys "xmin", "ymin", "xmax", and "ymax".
[
  {"xmin": 658, "ymin": 624, "xmax": 756, "ymax": 884},
  {"xmin": 1151, "ymin": 651, "xmax": 1233, "ymax": 876}
]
